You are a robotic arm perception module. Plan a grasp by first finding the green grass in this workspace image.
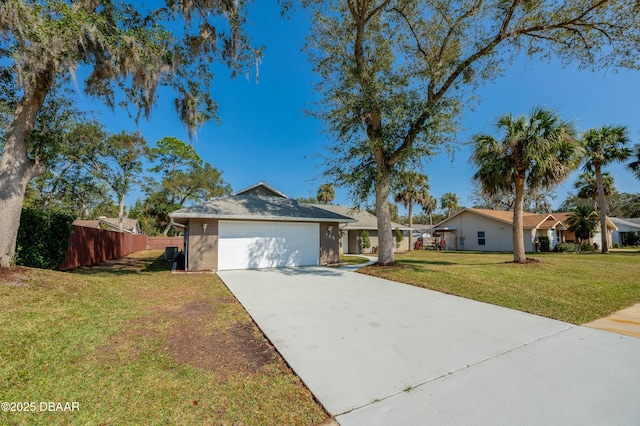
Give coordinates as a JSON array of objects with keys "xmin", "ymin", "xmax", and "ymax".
[
  {"xmin": 360, "ymin": 250, "xmax": 640, "ymax": 324},
  {"xmin": 339, "ymin": 255, "xmax": 371, "ymax": 266},
  {"xmin": 0, "ymin": 251, "xmax": 327, "ymax": 425}
]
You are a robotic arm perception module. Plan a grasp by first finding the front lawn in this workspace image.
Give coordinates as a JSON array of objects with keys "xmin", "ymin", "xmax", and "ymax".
[
  {"xmin": 0, "ymin": 251, "xmax": 328, "ymax": 425},
  {"xmin": 339, "ymin": 255, "xmax": 371, "ymax": 266},
  {"xmin": 360, "ymin": 250, "xmax": 640, "ymax": 324}
]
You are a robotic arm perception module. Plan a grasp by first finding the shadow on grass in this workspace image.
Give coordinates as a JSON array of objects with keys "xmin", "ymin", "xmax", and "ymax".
[
  {"xmin": 398, "ymin": 258, "xmax": 511, "ymax": 267},
  {"xmin": 399, "ymin": 259, "xmax": 459, "ymax": 266},
  {"xmin": 73, "ymin": 254, "xmax": 171, "ymax": 276},
  {"xmin": 144, "ymin": 255, "xmax": 173, "ymax": 272},
  {"xmin": 399, "ymin": 250, "xmax": 520, "ymax": 267}
]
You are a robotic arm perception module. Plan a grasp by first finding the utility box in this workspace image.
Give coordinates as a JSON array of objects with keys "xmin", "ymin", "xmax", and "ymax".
[{"xmin": 165, "ymin": 246, "xmax": 178, "ymax": 261}]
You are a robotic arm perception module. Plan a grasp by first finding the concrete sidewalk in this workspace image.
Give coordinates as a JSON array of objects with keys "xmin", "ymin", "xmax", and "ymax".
[
  {"xmin": 584, "ymin": 302, "xmax": 640, "ymax": 338},
  {"xmin": 219, "ymin": 267, "xmax": 640, "ymax": 425}
]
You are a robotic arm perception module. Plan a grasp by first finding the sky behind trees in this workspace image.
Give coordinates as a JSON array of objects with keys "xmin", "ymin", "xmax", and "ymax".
[{"xmin": 73, "ymin": 3, "xmax": 640, "ymax": 214}]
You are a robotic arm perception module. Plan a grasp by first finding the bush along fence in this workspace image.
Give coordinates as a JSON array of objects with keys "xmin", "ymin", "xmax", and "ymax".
[
  {"xmin": 16, "ymin": 210, "xmax": 185, "ymax": 270},
  {"xmin": 16, "ymin": 209, "xmax": 75, "ymax": 269},
  {"xmin": 59, "ymin": 226, "xmax": 148, "ymax": 271}
]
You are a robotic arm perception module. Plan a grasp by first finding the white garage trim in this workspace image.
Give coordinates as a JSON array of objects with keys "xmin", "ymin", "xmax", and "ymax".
[{"xmin": 218, "ymin": 220, "xmax": 320, "ymax": 271}]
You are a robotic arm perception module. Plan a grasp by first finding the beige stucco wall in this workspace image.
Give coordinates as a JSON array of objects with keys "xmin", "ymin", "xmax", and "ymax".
[
  {"xmin": 187, "ymin": 219, "xmax": 335, "ymax": 270},
  {"xmin": 441, "ymin": 211, "xmax": 535, "ymax": 252},
  {"xmin": 395, "ymin": 230, "xmax": 411, "ymax": 252},
  {"xmin": 320, "ymin": 222, "xmax": 340, "ymax": 264},
  {"xmin": 187, "ymin": 219, "xmax": 218, "ymax": 271},
  {"xmin": 343, "ymin": 229, "xmax": 410, "ymax": 254}
]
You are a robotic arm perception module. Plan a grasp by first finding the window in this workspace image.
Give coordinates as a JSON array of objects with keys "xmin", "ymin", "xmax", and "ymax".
[{"xmin": 477, "ymin": 231, "xmax": 486, "ymax": 246}]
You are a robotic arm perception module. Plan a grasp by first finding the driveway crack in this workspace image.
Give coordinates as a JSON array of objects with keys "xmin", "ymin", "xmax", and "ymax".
[{"xmin": 335, "ymin": 324, "xmax": 575, "ymax": 418}]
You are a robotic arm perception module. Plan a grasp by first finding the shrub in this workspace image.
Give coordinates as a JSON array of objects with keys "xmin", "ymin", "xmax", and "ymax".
[
  {"xmin": 395, "ymin": 227, "xmax": 403, "ymax": 249},
  {"xmin": 554, "ymin": 242, "xmax": 581, "ymax": 253},
  {"xmin": 16, "ymin": 209, "xmax": 75, "ymax": 269},
  {"xmin": 581, "ymin": 242, "xmax": 597, "ymax": 252},
  {"xmin": 537, "ymin": 236, "xmax": 550, "ymax": 252},
  {"xmin": 625, "ymin": 233, "xmax": 640, "ymax": 247},
  {"xmin": 360, "ymin": 230, "xmax": 371, "ymax": 252}
]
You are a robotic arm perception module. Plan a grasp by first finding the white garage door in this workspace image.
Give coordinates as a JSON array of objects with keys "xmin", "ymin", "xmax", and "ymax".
[{"xmin": 218, "ymin": 221, "xmax": 320, "ymax": 271}]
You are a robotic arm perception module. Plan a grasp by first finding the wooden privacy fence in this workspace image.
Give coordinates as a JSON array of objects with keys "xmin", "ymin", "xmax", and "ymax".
[
  {"xmin": 59, "ymin": 226, "xmax": 149, "ymax": 270},
  {"xmin": 147, "ymin": 237, "xmax": 184, "ymax": 250}
]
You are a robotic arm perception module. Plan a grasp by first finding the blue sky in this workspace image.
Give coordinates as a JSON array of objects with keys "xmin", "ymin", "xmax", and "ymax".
[{"xmin": 76, "ymin": 4, "xmax": 639, "ymax": 215}]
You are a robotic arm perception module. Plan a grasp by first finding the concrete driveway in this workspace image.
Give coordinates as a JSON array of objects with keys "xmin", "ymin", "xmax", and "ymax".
[{"xmin": 218, "ymin": 266, "xmax": 640, "ymax": 425}]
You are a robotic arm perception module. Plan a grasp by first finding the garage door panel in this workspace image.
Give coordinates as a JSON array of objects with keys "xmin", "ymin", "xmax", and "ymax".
[{"xmin": 218, "ymin": 221, "xmax": 319, "ymax": 270}]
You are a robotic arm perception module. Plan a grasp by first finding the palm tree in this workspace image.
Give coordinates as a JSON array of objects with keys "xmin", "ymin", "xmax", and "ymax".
[
  {"xmin": 317, "ymin": 183, "xmax": 335, "ymax": 204},
  {"xmin": 566, "ymin": 205, "xmax": 599, "ymax": 244},
  {"xmin": 582, "ymin": 125, "xmax": 631, "ymax": 253},
  {"xmin": 394, "ymin": 171, "xmax": 430, "ymax": 251},
  {"xmin": 574, "ymin": 171, "xmax": 615, "ymax": 210},
  {"xmin": 440, "ymin": 192, "xmax": 459, "ymax": 218},
  {"xmin": 627, "ymin": 144, "xmax": 640, "ymax": 181},
  {"xmin": 472, "ymin": 106, "xmax": 582, "ymax": 263}
]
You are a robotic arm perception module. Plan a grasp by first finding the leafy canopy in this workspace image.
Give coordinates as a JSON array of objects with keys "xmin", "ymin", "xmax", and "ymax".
[
  {"xmin": 472, "ymin": 106, "xmax": 582, "ymax": 196},
  {"xmin": 0, "ymin": 0, "xmax": 258, "ymax": 136},
  {"xmin": 566, "ymin": 205, "xmax": 599, "ymax": 242},
  {"xmin": 394, "ymin": 171, "xmax": 430, "ymax": 210},
  {"xmin": 307, "ymin": 0, "xmax": 640, "ymax": 202}
]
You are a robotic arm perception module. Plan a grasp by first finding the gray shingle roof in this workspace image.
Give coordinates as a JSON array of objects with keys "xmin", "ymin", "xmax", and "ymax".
[
  {"xmin": 311, "ymin": 204, "xmax": 411, "ymax": 230},
  {"xmin": 610, "ymin": 217, "xmax": 640, "ymax": 230},
  {"xmin": 233, "ymin": 181, "xmax": 288, "ymax": 198},
  {"xmin": 98, "ymin": 217, "xmax": 141, "ymax": 233},
  {"xmin": 170, "ymin": 195, "xmax": 356, "ymax": 224}
]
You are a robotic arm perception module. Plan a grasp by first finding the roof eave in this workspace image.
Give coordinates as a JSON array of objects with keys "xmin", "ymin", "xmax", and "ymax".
[{"xmin": 169, "ymin": 213, "xmax": 356, "ymax": 224}]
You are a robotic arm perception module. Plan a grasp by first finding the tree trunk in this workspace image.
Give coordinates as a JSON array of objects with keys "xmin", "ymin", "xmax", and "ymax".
[
  {"xmin": 595, "ymin": 164, "xmax": 609, "ymax": 253},
  {"xmin": 163, "ymin": 222, "xmax": 172, "ymax": 236},
  {"xmin": 375, "ymin": 166, "xmax": 394, "ymax": 265},
  {"xmin": 512, "ymin": 175, "xmax": 527, "ymax": 263},
  {"xmin": 118, "ymin": 197, "xmax": 125, "ymax": 233},
  {"xmin": 0, "ymin": 68, "xmax": 55, "ymax": 267},
  {"xmin": 407, "ymin": 202, "xmax": 413, "ymax": 250}
]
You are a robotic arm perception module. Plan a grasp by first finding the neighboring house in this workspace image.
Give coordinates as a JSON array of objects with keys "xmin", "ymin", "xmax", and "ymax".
[
  {"xmin": 625, "ymin": 218, "xmax": 640, "ymax": 226},
  {"xmin": 609, "ymin": 217, "xmax": 640, "ymax": 246},
  {"xmin": 73, "ymin": 217, "xmax": 142, "ymax": 234},
  {"xmin": 433, "ymin": 208, "xmax": 617, "ymax": 252},
  {"xmin": 72, "ymin": 219, "xmax": 102, "ymax": 230},
  {"xmin": 310, "ymin": 204, "xmax": 411, "ymax": 254},
  {"xmin": 551, "ymin": 212, "xmax": 617, "ymax": 249},
  {"xmin": 169, "ymin": 181, "xmax": 355, "ymax": 271},
  {"xmin": 97, "ymin": 217, "xmax": 143, "ymax": 234}
]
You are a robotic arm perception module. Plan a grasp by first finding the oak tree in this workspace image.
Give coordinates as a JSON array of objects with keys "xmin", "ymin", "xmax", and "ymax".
[
  {"xmin": 305, "ymin": 0, "xmax": 640, "ymax": 265},
  {"xmin": 0, "ymin": 0, "xmax": 256, "ymax": 266}
]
